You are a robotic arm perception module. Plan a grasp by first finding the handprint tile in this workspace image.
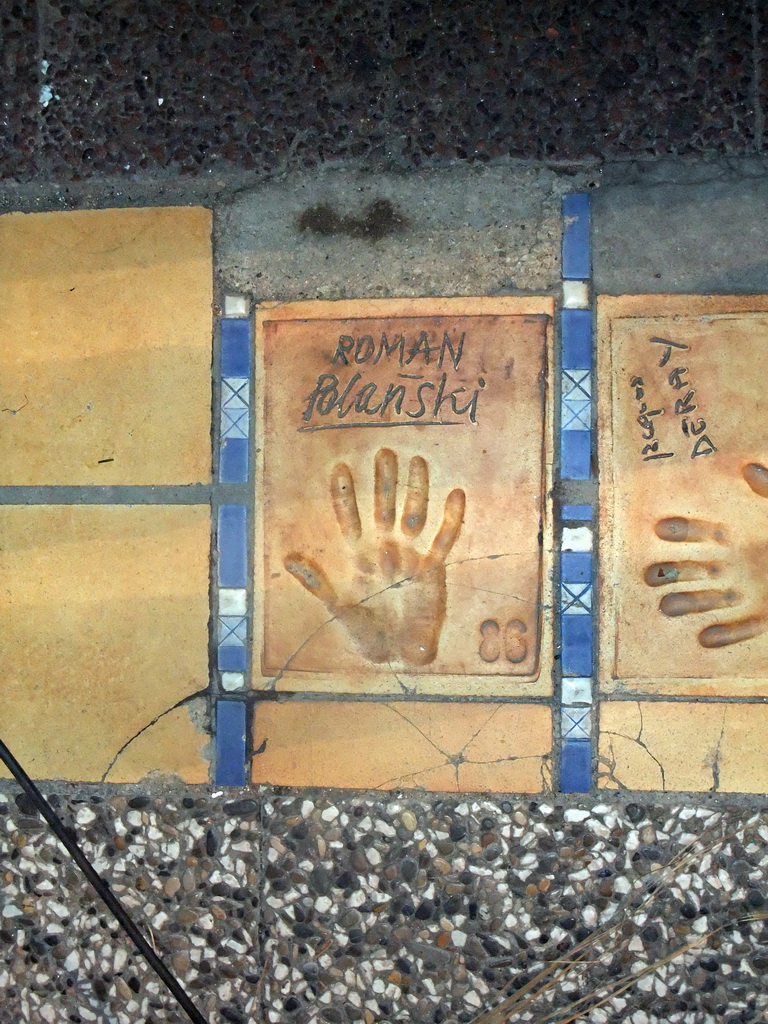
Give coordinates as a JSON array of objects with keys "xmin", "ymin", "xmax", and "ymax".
[
  {"xmin": 256, "ymin": 298, "xmax": 554, "ymax": 696},
  {"xmin": 644, "ymin": 463, "xmax": 768, "ymax": 650},
  {"xmin": 598, "ymin": 295, "xmax": 768, "ymax": 695},
  {"xmin": 285, "ymin": 448, "xmax": 465, "ymax": 666}
]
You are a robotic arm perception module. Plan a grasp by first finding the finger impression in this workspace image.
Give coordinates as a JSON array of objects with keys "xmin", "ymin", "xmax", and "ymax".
[
  {"xmin": 400, "ymin": 456, "xmax": 429, "ymax": 537},
  {"xmin": 428, "ymin": 488, "xmax": 466, "ymax": 564},
  {"xmin": 374, "ymin": 448, "xmax": 398, "ymax": 531},
  {"xmin": 330, "ymin": 463, "xmax": 362, "ymax": 539}
]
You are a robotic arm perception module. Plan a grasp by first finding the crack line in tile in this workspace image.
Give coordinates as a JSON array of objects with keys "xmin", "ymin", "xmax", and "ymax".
[
  {"xmin": 381, "ymin": 703, "xmax": 453, "ymax": 761},
  {"xmin": 635, "ymin": 703, "xmax": 666, "ymax": 791},
  {"xmin": 374, "ymin": 704, "xmax": 546, "ymax": 792},
  {"xmin": 460, "ymin": 703, "xmax": 502, "ymax": 745},
  {"xmin": 598, "ymin": 735, "xmax": 629, "ymax": 790},
  {"xmin": 388, "ymin": 663, "xmax": 417, "ymax": 695},
  {"xmin": 99, "ymin": 686, "xmax": 210, "ymax": 782},
  {"xmin": 601, "ymin": 714, "xmax": 667, "ymax": 791},
  {"xmin": 710, "ymin": 707, "xmax": 728, "ymax": 793},
  {"xmin": 263, "ymin": 550, "xmax": 516, "ymax": 690},
  {"xmin": 445, "ymin": 579, "xmax": 549, "ymax": 605}
]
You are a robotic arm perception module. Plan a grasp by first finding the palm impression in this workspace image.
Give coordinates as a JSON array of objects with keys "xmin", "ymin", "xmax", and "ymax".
[
  {"xmin": 284, "ymin": 448, "xmax": 466, "ymax": 666},
  {"xmin": 644, "ymin": 462, "xmax": 768, "ymax": 649}
]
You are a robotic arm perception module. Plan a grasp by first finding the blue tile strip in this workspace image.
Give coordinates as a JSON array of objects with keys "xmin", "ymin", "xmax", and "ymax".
[
  {"xmin": 562, "ymin": 193, "xmax": 591, "ymax": 280},
  {"xmin": 561, "ymin": 429, "xmax": 591, "ymax": 480},
  {"xmin": 218, "ymin": 505, "xmax": 247, "ymax": 588},
  {"xmin": 561, "ymin": 309, "xmax": 592, "ymax": 370},
  {"xmin": 219, "ymin": 321, "xmax": 251, "ymax": 485},
  {"xmin": 561, "ymin": 551, "xmax": 592, "ymax": 584},
  {"xmin": 218, "ymin": 645, "xmax": 248, "ymax": 672},
  {"xmin": 559, "ymin": 193, "xmax": 595, "ymax": 794},
  {"xmin": 220, "ymin": 437, "xmax": 249, "ymax": 483},
  {"xmin": 221, "ymin": 319, "xmax": 252, "ymax": 377},
  {"xmin": 561, "ymin": 616, "xmax": 593, "ymax": 676},
  {"xmin": 560, "ymin": 740, "xmax": 591, "ymax": 793},
  {"xmin": 562, "ymin": 504, "xmax": 592, "ymax": 521},
  {"xmin": 211, "ymin": 303, "xmax": 253, "ymax": 778},
  {"xmin": 214, "ymin": 305, "xmax": 253, "ymax": 706},
  {"xmin": 216, "ymin": 700, "xmax": 247, "ymax": 786}
]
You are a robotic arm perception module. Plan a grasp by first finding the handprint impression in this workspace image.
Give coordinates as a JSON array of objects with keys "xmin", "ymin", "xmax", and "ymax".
[
  {"xmin": 644, "ymin": 462, "xmax": 768, "ymax": 649},
  {"xmin": 284, "ymin": 449, "xmax": 466, "ymax": 666}
]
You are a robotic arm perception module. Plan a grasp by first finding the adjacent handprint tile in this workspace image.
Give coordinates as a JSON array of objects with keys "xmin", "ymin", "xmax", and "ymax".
[
  {"xmin": 0, "ymin": 207, "xmax": 212, "ymax": 485},
  {"xmin": 254, "ymin": 298, "xmax": 554, "ymax": 696},
  {"xmin": 252, "ymin": 700, "xmax": 552, "ymax": 792},
  {"xmin": 598, "ymin": 295, "xmax": 768, "ymax": 695}
]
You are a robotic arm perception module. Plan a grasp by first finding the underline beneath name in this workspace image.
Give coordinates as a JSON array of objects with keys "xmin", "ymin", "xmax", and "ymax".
[{"xmin": 298, "ymin": 420, "xmax": 463, "ymax": 432}]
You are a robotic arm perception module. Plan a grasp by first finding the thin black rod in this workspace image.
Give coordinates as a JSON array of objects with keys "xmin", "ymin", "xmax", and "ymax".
[{"xmin": 0, "ymin": 737, "xmax": 207, "ymax": 1024}]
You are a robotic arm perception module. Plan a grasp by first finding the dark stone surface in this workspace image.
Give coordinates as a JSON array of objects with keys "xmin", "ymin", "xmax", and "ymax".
[
  {"xmin": 388, "ymin": 0, "xmax": 755, "ymax": 165},
  {"xmin": 36, "ymin": 0, "xmax": 390, "ymax": 180},
  {"xmin": 0, "ymin": 0, "xmax": 761, "ymax": 181},
  {"xmin": 0, "ymin": 2, "xmax": 39, "ymax": 180}
]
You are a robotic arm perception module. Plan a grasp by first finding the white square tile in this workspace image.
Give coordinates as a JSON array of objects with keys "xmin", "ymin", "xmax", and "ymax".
[
  {"xmin": 218, "ymin": 616, "xmax": 247, "ymax": 644},
  {"xmin": 222, "ymin": 378, "xmax": 250, "ymax": 409},
  {"xmin": 562, "ymin": 368, "xmax": 591, "ymax": 399},
  {"xmin": 562, "ymin": 677, "xmax": 592, "ymax": 704},
  {"xmin": 224, "ymin": 295, "xmax": 249, "ymax": 317},
  {"xmin": 562, "ymin": 280, "xmax": 589, "ymax": 309},
  {"xmin": 561, "ymin": 582, "xmax": 592, "ymax": 614},
  {"xmin": 219, "ymin": 588, "xmax": 248, "ymax": 615},
  {"xmin": 562, "ymin": 706, "xmax": 591, "ymax": 740},
  {"xmin": 221, "ymin": 671, "xmax": 246, "ymax": 691},
  {"xmin": 562, "ymin": 525, "xmax": 592, "ymax": 552}
]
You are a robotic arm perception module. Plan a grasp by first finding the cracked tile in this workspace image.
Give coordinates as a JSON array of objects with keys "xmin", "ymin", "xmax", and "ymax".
[
  {"xmin": 0, "ymin": 505, "xmax": 210, "ymax": 782},
  {"xmin": 252, "ymin": 700, "xmax": 551, "ymax": 791},
  {"xmin": 598, "ymin": 700, "xmax": 768, "ymax": 793},
  {"xmin": 254, "ymin": 297, "xmax": 554, "ymax": 697},
  {"xmin": 0, "ymin": 207, "xmax": 212, "ymax": 485},
  {"xmin": 103, "ymin": 700, "xmax": 210, "ymax": 784},
  {"xmin": 598, "ymin": 295, "xmax": 768, "ymax": 697}
]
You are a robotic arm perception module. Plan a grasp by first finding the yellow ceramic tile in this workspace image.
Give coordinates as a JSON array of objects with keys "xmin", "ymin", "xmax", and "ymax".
[
  {"xmin": 598, "ymin": 295, "xmax": 768, "ymax": 696},
  {"xmin": 0, "ymin": 505, "xmax": 210, "ymax": 782},
  {"xmin": 0, "ymin": 207, "xmax": 212, "ymax": 485},
  {"xmin": 103, "ymin": 701, "xmax": 210, "ymax": 784},
  {"xmin": 254, "ymin": 297, "xmax": 554, "ymax": 697},
  {"xmin": 598, "ymin": 700, "xmax": 768, "ymax": 793},
  {"xmin": 252, "ymin": 701, "xmax": 551, "ymax": 791}
]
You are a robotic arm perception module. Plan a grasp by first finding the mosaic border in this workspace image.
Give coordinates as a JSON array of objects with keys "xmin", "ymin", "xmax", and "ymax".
[
  {"xmin": 213, "ymin": 297, "xmax": 254, "ymax": 786},
  {"xmin": 558, "ymin": 193, "xmax": 595, "ymax": 794}
]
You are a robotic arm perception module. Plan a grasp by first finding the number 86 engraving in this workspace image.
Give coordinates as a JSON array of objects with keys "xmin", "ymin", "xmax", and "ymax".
[{"xmin": 478, "ymin": 619, "xmax": 528, "ymax": 663}]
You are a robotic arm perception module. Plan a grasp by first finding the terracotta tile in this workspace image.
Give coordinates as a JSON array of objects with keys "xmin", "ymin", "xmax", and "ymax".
[
  {"xmin": 103, "ymin": 701, "xmax": 210, "ymax": 784},
  {"xmin": 252, "ymin": 700, "xmax": 551, "ymax": 791},
  {"xmin": 599, "ymin": 700, "xmax": 768, "ymax": 794},
  {"xmin": 0, "ymin": 207, "xmax": 212, "ymax": 485},
  {"xmin": 0, "ymin": 505, "xmax": 210, "ymax": 782},
  {"xmin": 597, "ymin": 295, "xmax": 768, "ymax": 696},
  {"xmin": 254, "ymin": 297, "xmax": 554, "ymax": 697}
]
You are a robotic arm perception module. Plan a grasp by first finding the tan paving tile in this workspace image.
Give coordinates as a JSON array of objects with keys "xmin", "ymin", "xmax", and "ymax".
[
  {"xmin": 254, "ymin": 297, "xmax": 554, "ymax": 697},
  {"xmin": 252, "ymin": 700, "xmax": 551, "ymax": 791},
  {"xmin": 0, "ymin": 207, "xmax": 212, "ymax": 485},
  {"xmin": 597, "ymin": 295, "xmax": 768, "ymax": 696},
  {"xmin": 598, "ymin": 700, "xmax": 768, "ymax": 793},
  {"xmin": 103, "ymin": 701, "xmax": 210, "ymax": 784},
  {"xmin": 0, "ymin": 505, "xmax": 211, "ymax": 782}
]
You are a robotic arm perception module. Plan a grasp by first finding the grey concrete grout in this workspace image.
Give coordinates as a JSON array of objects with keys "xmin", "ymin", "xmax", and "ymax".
[{"xmin": 0, "ymin": 485, "xmax": 214, "ymax": 504}]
